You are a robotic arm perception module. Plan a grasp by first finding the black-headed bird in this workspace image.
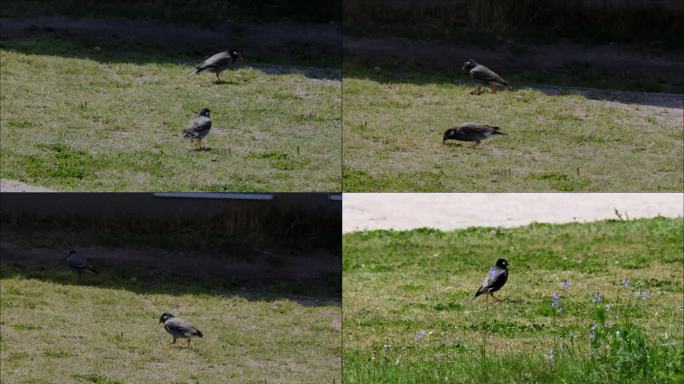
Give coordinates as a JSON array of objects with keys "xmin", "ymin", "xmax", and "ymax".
[{"xmin": 473, "ymin": 258, "xmax": 509, "ymax": 302}]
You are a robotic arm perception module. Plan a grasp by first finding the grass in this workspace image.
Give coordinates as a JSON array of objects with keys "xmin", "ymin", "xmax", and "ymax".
[
  {"xmin": 0, "ymin": 35, "xmax": 341, "ymax": 191},
  {"xmin": 342, "ymin": 62, "xmax": 683, "ymax": 192},
  {"xmin": 0, "ymin": 262, "xmax": 341, "ymax": 383},
  {"xmin": 343, "ymin": 217, "xmax": 684, "ymax": 383}
]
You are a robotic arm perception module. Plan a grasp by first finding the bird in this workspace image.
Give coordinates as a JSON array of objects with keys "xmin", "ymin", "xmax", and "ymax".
[
  {"xmin": 65, "ymin": 250, "xmax": 97, "ymax": 281},
  {"xmin": 461, "ymin": 59, "xmax": 508, "ymax": 94},
  {"xmin": 157, "ymin": 312, "xmax": 203, "ymax": 348},
  {"xmin": 443, "ymin": 123, "xmax": 506, "ymax": 147},
  {"xmin": 182, "ymin": 108, "xmax": 212, "ymax": 149},
  {"xmin": 473, "ymin": 258, "xmax": 509, "ymax": 303},
  {"xmin": 192, "ymin": 49, "xmax": 242, "ymax": 82}
]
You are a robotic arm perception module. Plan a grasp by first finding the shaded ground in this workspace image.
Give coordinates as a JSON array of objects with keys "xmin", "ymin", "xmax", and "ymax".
[{"xmin": 344, "ymin": 36, "xmax": 684, "ymax": 94}]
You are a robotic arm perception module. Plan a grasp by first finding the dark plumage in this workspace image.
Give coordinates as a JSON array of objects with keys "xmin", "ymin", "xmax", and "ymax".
[
  {"xmin": 461, "ymin": 59, "xmax": 508, "ymax": 94},
  {"xmin": 193, "ymin": 49, "xmax": 241, "ymax": 82},
  {"xmin": 182, "ymin": 108, "xmax": 212, "ymax": 148},
  {"xmin": 473, "ymin": 258, "xmax": 509, "ymax": 302},
  {"xmin": 443, "ymin": 123, "xmax": 506, "ymax": 146},
  {"xmin": 66, "ymin": 250, "xmax": 97, "ymax": 281},
  {"xmin": 157, "ymin": 312, "xmax": 203, "ymax": 348}
]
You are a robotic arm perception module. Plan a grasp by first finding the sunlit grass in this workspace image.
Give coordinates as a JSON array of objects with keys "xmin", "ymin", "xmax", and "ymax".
[{"xmin": 343, "ymin": 218, "xmax": 684, "ymax": 383}]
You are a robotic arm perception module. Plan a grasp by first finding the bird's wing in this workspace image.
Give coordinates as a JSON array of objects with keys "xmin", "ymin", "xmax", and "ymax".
[
  {"xmin": 67, "ymin": 256, "xmax": 97, "ymax": 272},
  {"xmin": 183, "ymin": 117, "xmax": 212, "ymax": 136},
  {"xmin": 474, "ymin": 267, "xmax": 507, "ymax": 296},
  {"xmin": 166, "ymin": 317, "xmax": 201, "ymax": 337},
  {"xmin": 471, "ymin": 65, "xmax": 507, "ymax": 84},
  {"xmin": 459, "ymin": 124, "xmax": 499, "ymax": 134},
  {"xmin": 197, "ymin": 52, "xmax": 230, "ymax": 69}
]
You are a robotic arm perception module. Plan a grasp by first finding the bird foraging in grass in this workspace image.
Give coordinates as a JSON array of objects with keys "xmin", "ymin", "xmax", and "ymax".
[
  {"xmin": 461, "ymin": 59, "xmax": 508, "ymax": 94},
  {"xmin": 183, "ymin": 108, "xmax": 212, "ymax": 149},
  {"xmin": 66, "ymin": 250, "xmax": 97, "ymax": 281},
  {"xmin": 158, "ymin": 312, "xmax": 203, "ymax": 348},
  {"xmin": 192, "ymin": 49, "xmax": 242, "ymax": 82},
  {"xmin": 443, "ymin": 123, "xmax": 506, "ymax": 147},
  {"xmin": 473, "ymin": 258, "xmax": 509, "ymax": 303}
]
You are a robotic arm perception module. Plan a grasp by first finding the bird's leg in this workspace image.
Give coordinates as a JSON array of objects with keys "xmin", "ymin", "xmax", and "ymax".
[
  {"xmin": 172, "ymin": 337, "xmax": 176, "ymax": 344},
  {"xmin": 473, "ymin": 141, "xmax": 480, "ymax": 148},
  {"xmin": 216, "ymin": 72, "xmax": 221, "ymax": 82},
  {"xmin": 483, "ymin": 294, "xmax": 489, "ymax": 303},
  {"xmin": 490, "ymin": 84, "xmax": 497, "ymax": 93},
  {"xmin": 187, "ymin": 339, "xmax": 191, "ymax": 349},
  {"xmin": 491, "ymin": 294, "xmax": 502, "ymax": 303},
  {"xmin": 469, "ymin": 88, "xmax": 479, "ymax": 95},
  {"xmin": 197, "ymin": 139, "xmax": 202, "ymax": 149}
]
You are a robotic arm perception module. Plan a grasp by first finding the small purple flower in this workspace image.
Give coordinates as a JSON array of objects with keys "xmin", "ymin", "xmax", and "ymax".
[
  {"xmin": 593, "ymin": 292, "xmax": 602, "ymax": 302},
  {"xmin": 561, "ymin": 280, "xmax": 570, "ymax": 290},
  {"xmin": 622, "ymin": 278, "xmax": 630, "ymax": 288},
  {"xmin": 552, "ymin": 292, "xmax": 561, "ymax": 309},
  {"xmin": 415, "ymin": 330, "xmax": 426, "ymax": 341}
]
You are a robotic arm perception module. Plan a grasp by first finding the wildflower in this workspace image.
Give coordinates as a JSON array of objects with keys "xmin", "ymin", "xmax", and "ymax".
[
  {"xmin": 605, "ymin": 304, "xmax": 612, "ymax": 311},
  {"xmin": 552, "ymin": 292, "xmax": 561, "ymax": 309},
  {"xmin": 589, "ymin": 323, "xmax": 598, "ymax": 341},
  {"xmin": 621, "ymin": 278, "xmax": 630, "ymax": 288},
  {"xmin": 545, "ymin": 348, "xmax": 556, "ymax": 363},
  {"xmin": 383, "ymin": 344, "xmax": 392, "ymax": 350},
  {"xmin": 635, "ymin": 290, "xmax": 650, "ymax": 300},
  {"xmin": 593, "ymin": 292, "xmax": 602, "ymax": 302},
  {"xmin": 561, "ymin": 280, "xmax": 570, "ymax": 290},
  {"xmin": 558, "ymin": 307, "xmax": 564, "ymax": 315},
  {"xmin": 415, "ymin": 330, "xmax": 426, "ymax": 341}
]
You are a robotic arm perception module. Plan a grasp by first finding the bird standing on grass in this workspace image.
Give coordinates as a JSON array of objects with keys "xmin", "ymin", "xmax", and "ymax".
[
  {"xmin": 443, "ymin": 123, "xmax": 506, "ymax": 147},
  {"xmin": 461, "ymin": 59, "xmax": 509, "ymax": 94},
  {"xmin": 473, "ymin": 258, "xmax": 509, "ymax": 303},
  {"xmin": 183, "ymin": 108, "xmax": 212, "ymax": 149},
  {"xmin": 157, "ymin": 313, "xmax": 203, "ymax": 348},
  {"xmin": 192, "ymin": 49, "xmax": 242, "ymax": 82},
  {"xmin": 65, "ymin": 250, "xmax": 97, "ymax": 281}
]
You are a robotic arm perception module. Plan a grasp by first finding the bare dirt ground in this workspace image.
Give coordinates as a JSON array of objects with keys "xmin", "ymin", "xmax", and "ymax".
[
  {"xmin": 343, "ymin": 193, "xmax": 683, "ymax": 232},
  {"xmin": 0, "ymin": 179, "xmax": 53, "ymax": 192},
  {"xmin": 1, "ymin": 16, "xmax": 340, "ymax": 56}
]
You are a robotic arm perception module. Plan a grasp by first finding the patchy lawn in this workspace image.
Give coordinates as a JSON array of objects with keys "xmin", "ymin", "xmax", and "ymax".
[
  {"xmin": 343, "ymin": 217, "xmax": 683, "ymax": 383},
  {"xmin": 342, "ymin": 62, "xmax": 683, "ymax": 192},
  {"xmin": 0, "ymin": 35, "xmax": 341, "ymax": 191}
]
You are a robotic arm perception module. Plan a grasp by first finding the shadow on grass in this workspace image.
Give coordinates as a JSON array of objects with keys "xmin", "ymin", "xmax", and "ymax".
[
  {"xmin": 0, "ymin": 17, "xmax": 341, "ymax": 80},
  {"xmin": 0, "ymin": 244, "xmax": 341, "ymax": 307},
  {"xmin": 343, "ymin": 53, "xmax": 684, "ymax": 109}
]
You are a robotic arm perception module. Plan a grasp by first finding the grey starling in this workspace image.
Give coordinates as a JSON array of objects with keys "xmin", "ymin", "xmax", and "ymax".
[
  {"xmin": 182, "ymin": 108, "xmax": 212, "ymax": 148},
  {"xmin": 443, "ymin": 123, "xmax": 506, "ymax": 147},
  {"xmin": 65, "ymin": 250, "xmax": 97, "ymax": 281},
  {"xmin": 473, "ymin": 258, "xmax": 509, "ymax": 302},
  {"xmin": 461, "ymin": 59, "xmax": 508, "ymax": 94},
  {"xmin": 157, "ymin": 313, "xmax": 203, "ymax": 348},
  {"xmin": 192, "ymin": 49, "xmax": 242, "ymax": 82}
]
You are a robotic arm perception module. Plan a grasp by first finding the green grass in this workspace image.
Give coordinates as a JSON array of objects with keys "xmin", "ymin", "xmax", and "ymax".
[
  {"xmin": 343, "ymin": 218, "xmax": 684, "ymax": 383},
  {"xmin": 342, "ymin": 62, "xmax": 683, "ymax": 192},
  {"xmin": 0, "ymin": 35, "xmax": 341, "ymax": 191},
  {"xmin": 1, "ymin": 257, "xmax": 341, "ymax": 383}
]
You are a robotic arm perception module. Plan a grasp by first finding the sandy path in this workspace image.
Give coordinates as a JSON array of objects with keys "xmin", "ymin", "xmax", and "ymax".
[
  {"xmin": 343, "ymin": 193, "xmax": 683, "ymax": 232},
  {"xmin": 1, "ymin": 179, "xmax": 53, "ymax": 192}
]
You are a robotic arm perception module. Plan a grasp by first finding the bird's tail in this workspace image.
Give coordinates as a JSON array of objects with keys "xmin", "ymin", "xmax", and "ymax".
[
  {"xmin": 187, "ymin": 66, "xmax": 204, "ymax": 76},
  {"xmin": 196, "ymin": 330, "xmax": 204, "ymax": 338},
  {"xmin": 472, "ymin": 287, "xmax": 484, "ymax": 300},
  {"xmin": 491, "ymin": 127, "xmax": 506, "ymax": 135}
]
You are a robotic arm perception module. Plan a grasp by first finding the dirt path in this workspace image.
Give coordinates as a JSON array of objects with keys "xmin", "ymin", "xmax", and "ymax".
[
  {"xmin": 1, "ymin": 16, "xmax": 339, "ymax": 56},
  {"xmin": 1, "ymin": 179, "xmax": 53, "ymax": 192},
  {"xmin": 343, "ymin": 193, "xmax": 683, "ymax": 232}
]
